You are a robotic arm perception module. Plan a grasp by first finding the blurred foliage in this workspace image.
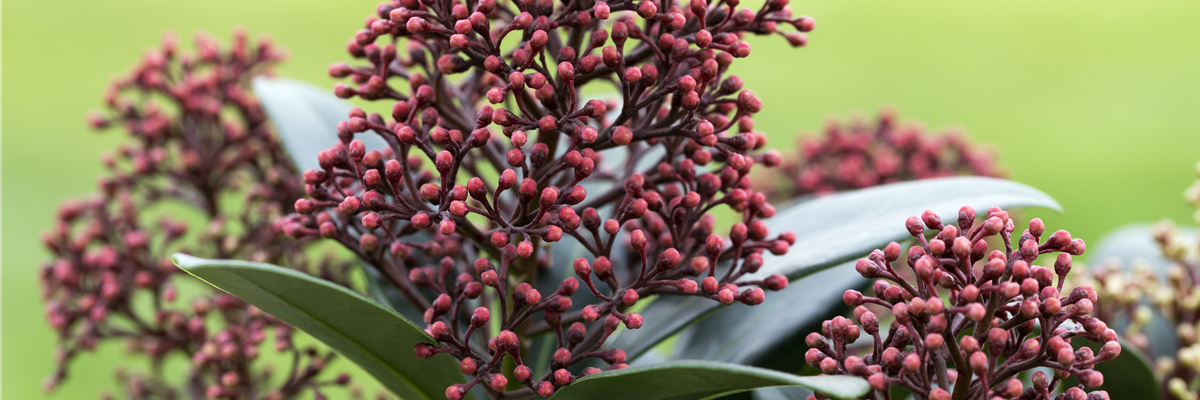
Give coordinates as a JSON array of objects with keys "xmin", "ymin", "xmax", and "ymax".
[{"xmin": 4, "ymin": 0, "xmax": 1199, "ymax": 398}]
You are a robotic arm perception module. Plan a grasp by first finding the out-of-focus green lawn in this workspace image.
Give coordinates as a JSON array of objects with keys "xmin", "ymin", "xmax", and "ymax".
[{"xmin": 4, "ymin": 0, "xmax": 1199, "ymax": 398}]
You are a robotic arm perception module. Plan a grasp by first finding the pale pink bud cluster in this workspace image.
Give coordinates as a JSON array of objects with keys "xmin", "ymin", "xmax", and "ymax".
[{"xmin": 1075, "ymin": 210, "xmax": 1200, "ymax": 399}]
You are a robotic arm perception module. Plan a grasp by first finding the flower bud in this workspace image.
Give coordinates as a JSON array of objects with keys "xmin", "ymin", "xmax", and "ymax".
[
  {"xmin": 612, "ymin": 126, "xmax": 633, "ymax": 145},
  {"xmin": 489, "ymin": 375, "xmax": 508, "ymax": 392},
  {"xmin": 582, "ymin": 305, "xmax": 600, "ymax": 322},
  {"xmin": 624, "ymin": 312, "xmax": 643, "ymax": 329},
  {"xmin": 471, "ymin": 307, "xmax": 490, "ymax": 327},
  {"xmin": 496, "ymin": 330, "xmax": 519, "ymax": 350},
  {"xmin": 514, "ymin": 365, "xmax": 532, "ymax": 383},
  {"xmin": 764, "ymin": 275, "xmax": 788, "ymax": 290},
  {"xmin": 537, "ymin": 382, "xmax": 555, "ymax": 397},
  {"xmin": 905, "ymin": 215, "xmax": 924, "ymax": 236}
]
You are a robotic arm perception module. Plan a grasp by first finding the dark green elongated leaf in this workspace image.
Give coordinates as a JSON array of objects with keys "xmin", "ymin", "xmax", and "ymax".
[
  {"xmin": 548, "ymin": 361, "xmax": 869, "ymax": 400},
  {"xmin": 617, "ymin": 177, "xmax": 1062, "ymax": 361},
  {"xmin": 251, "ymin": 77, "xmax": 389, "ymax": 172},
  {"xmin": 172, "ymin": 254, "xmax": 466, "ymax": 400},
  {"xmin": 1060, "ymin": 337, "xmax": 1159, "ymax": 399}
]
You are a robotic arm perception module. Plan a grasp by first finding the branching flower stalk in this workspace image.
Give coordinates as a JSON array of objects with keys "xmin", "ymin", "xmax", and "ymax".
[
  {"xmin": 806, "ymin": 206, "xmax": 1119, "ymax": 400},
  {"xmin": 782, "ymin": 110, "xmax": 1000, "ymax": 197},
  {"xmin": 281, "ymin": 0, "xmax": 813, "ymax": 398},
  {"xmin": 41, "ymin": 31, "xmax": 354, "ymax": 399}
]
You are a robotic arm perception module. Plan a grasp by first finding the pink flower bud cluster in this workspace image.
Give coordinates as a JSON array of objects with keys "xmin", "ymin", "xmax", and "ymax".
[
  {"xmin": 804, "ymin": 206, "xmax": 1118, "ymax": 400},
  {"xmin": 40, "ymin": 31, "xmax": 352, "ymax": 399},
  {"xmin": 282, "ymin": 0, "xmax": 813, "ymax": 396},
  {"xmin": 782, "ymin": 110, "xmax": 1001, "ymax": 196}
]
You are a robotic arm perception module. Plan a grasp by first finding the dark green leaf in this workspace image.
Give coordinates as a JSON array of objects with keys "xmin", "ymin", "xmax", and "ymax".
[
  {"xmin": 251, "ymin": 77, "xmax": 388, "ymax": 172},
  {"xmin": 549, "ymin": 361, "xmax": 869, "ymax": 400},
  {"xmin": 172, "ymin": 254, "xmax": 466, "ymax": 400},
  {"xmin": 1061, "ymin": 337, "xmax": 1159, "ymax": 399},
  {"xmin": 619, "ymin": 177, "xmax": 1061, "ymax": 361}
]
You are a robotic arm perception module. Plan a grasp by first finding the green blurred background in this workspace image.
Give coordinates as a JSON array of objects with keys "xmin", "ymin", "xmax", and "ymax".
[{"xmin": 4, "ymin": 0, "xmax": 1199, "ymax": 398}]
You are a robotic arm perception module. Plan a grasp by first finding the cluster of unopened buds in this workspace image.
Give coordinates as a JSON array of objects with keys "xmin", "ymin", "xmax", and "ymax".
[
  {"xmin": 280, "ymin": 0, "xmax": 816, "ymax": 397},
  {"xmin": 1077, "ymin": 183, "xmax": 1200, "ymax": 400},
  {"xmin": 804, "ymin": 206, "xmax": 1119, "ymax": 400},
  {"xmin": 780, "ymin": 110, "xmax": 1000, "ymax": 197},
  {"xmin": 40, "ymin": 31, "xmax": 354, "ymax": 399},
  {"xmin": 1078, "ymin": 256, "xmax": 1199, "ymax": 400},
  {"xmin": 1147, "ymin": 221, "xmax": 1200, "ymax": 400}
]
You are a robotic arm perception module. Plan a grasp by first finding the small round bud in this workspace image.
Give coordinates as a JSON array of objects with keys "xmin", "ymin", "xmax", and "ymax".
[
  {"xmin": 490, "ymin": 375, "xmax": 508, "ymax": 392},
  {"xmin": 612, "ymin": 126, "xmax": 633, "ymax": 145},
  {"xmin": 625, "ymin": 313, "xmax": 643, "ymax": 329},
  {"xmin": 514, "ymin": 365, "xmax": 533, "ymax": 383},
  {"xmin": 621, "ymin": 289, "xmax": 639, "ymax": 306},
  {"xmin": 718, "ymin": 288, "xmax": 735, "ymax": 305},
  {"xmin": 496, "ymin": 330, "xmax": 519, "ymax": 350},
  {"xmin": 537, "ymin": 381, "xmax": 555, "ymax": 397},
  {"xmin": 459, "ymin": 358, "xmax": 477, "ymax": 375}
]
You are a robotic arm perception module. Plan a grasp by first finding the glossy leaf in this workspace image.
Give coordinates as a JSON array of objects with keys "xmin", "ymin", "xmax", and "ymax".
[
  {"xmin": 172, "ymin": 254, "xmax": 466, "ymax": 400},
  {"xmin": 251, "ymin": 77, "xmax": 388, "ymax": 172},
  {"xmin": 1061, "ymin": 337, "xmax": 1159, "ymax": 399},
  {"xmin": 619, "ymin": 177, "xmax": 1061, "ymax": 361},
  {"xmin": 549, "ymin": 361, "xmax": 869, "ymax": 400}
]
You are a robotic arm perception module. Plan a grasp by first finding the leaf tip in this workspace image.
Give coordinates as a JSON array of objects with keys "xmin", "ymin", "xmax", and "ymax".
[{"xmin": 171, "ymin": 253, "xmax": 202, "ymax": 270}]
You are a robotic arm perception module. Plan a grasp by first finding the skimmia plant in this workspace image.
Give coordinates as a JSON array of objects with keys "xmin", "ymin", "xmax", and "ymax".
[
  {"xmin": 41, "ymin": 2, "xmax": 1160, "ymax": 400},
  {"xmin": 279, "ymin": 0, "xmax": 815, "ymax": 397},
  {"xmin": 41, "ymin": 31, "xmax": 355, "ymax": 399}
]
